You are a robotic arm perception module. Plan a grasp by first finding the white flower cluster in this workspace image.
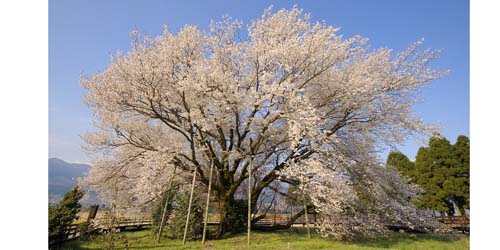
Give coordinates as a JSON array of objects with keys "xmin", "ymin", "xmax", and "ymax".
[{"xmin": 81, "ymin": 5, "xmax": 446, "ymax": 236}]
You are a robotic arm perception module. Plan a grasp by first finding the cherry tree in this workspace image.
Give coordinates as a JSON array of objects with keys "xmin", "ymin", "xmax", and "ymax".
[{"xmin": 81, "ymin": 6, "xmax": 447, "ymax": 237}]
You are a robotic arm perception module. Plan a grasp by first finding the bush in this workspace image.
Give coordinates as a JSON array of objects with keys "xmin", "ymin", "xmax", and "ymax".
[
  {"xmin": 95, "ymin": 209, "xmax": 131, "ymax": 250},
  {"xmin": 77, "ymin": 222, "xmax": 92, "ymax": 241},
  {"xmin": 168, "ymin": 190, "xmax": 203, "ymax": 240},
  {"xmin": 93, "ymin": 230, "xmax": 130, "ymax": 250},
  {"xmin": 226, "ymin": 199, "xmax": 248, "ymax": 234},
  {"xmin": 151, "ymin": 189, "xmax": 175, "ymax": 235}
]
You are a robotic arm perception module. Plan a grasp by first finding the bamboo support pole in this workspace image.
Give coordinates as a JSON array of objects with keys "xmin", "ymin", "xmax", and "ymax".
[
  {"xmin": 157, "ymin": 165, "xmax": 177, "ymax": 243},
  {"xmin": 302, "ymin": 187, "xmax": 311, "ymax": 239},
  {"xmin": 182, "ymin": 167, "xmax": 197, "ymax": 245},
  {"xmin": 247, "ymin": 156, "xmax": 253, "ymax": 246},
  {"xmin": 202, "ymin": 160, "xmax": 214, "ymax": 245}
]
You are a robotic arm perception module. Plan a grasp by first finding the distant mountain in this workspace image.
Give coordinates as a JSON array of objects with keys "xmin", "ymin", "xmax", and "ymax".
[{"xmin": 49, "ymin": 158, "xmax": 91, "ymax": 204}]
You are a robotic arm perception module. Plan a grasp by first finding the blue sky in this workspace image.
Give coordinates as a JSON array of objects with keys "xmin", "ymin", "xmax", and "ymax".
[{"xmin": 49, "ymin": 0, "xmax": 469, "ymax": 163}]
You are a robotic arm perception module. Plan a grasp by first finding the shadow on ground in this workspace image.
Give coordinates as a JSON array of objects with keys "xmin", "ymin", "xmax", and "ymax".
[{"xmin": 58, "ymin": 227, "xmax": 468, "ymax": 250}]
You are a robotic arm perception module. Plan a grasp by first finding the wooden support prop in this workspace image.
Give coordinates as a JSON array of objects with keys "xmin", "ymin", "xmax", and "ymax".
[
  {"xmin": 301, "ymin": 187, "xmax": 311, "ymax": 239},
  {"xmin": 182, "ymin": 166, "xmax": 197, "ymax": 245},
  {"xmin": 157, "ymin": 165, "xmax": 177, "ymax": 243},
  {"xmin": 202, "ymin": 160, "xmax": 214, "ymax": 245},
  {"xmin": 273, "ymin": 201, "xmax": 276, "ymax": 225},
  {"xmin": 247, "ymin": 156, "xmax": 253, "ymax": 246},
  {"xmin": 87, "ymin": 204, "xmax": 99, "ymax": 222}
]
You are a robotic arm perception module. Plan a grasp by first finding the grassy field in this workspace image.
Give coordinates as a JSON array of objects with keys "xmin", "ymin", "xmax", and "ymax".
[{"xmin": 60, "ymin": 227, "xmax": 469, "ymax": 250}]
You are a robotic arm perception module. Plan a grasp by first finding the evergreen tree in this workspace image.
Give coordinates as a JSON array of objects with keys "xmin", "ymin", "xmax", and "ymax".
[
  {"xmin": 387, "ymin": 134, "xmax": 470, "ymax": 215},
  {"xmin": 450, "ymin": 135, "xmax": 470, "ymax": 213},
  {"xmin": 386, "ymin": 151, "xmax": 416, "ymax": 181},
  {"xmin": 49, "ymin": 186, "xmax": 85, "ymax": 244},
  {"xmin": 414, "ymin": 135, "xmax": 455, "ymax": 213}
]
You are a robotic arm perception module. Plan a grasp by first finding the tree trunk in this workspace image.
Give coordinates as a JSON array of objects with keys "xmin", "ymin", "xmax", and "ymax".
[
  {"xmin": 217, "ymin": 195, "xmax": 235, "ymax": 237},
  {"xmin": 458, "ymin": 205, "xmax": 466, "ymax": 216},
  {"xmin": 252, "ymin": 205, "xmax": 313, "ymax": 231}
]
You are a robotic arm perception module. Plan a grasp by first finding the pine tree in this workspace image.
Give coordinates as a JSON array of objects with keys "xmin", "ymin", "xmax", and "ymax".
[{"xmin": 49, "ymin": 186, "xmax": 85, "ymax": 244}]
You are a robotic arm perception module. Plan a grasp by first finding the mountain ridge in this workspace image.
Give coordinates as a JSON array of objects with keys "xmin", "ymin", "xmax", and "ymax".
[{"xmin": 48, "ymin": 157, "xmax": 91, "ymax": 204}]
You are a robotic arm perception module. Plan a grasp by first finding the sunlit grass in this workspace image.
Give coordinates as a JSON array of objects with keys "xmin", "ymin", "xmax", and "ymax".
[{"xmin": 60, "ymin": 227, "xmax": 469, "ymax": 250}]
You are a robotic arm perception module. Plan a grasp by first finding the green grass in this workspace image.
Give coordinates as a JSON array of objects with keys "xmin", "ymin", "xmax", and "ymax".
[{"xmin": 60, "ymin": 228, "xmax": 469, "ymax": 250}]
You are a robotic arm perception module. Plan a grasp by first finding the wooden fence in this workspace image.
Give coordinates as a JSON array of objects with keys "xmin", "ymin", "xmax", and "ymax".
[
  {"xmin": 52, "ymin": 216, "xmax": 153, "ymax": 246},
  {"xmin": 53, "ymin": 213, "xmax": 469, "ymax": 247},
  {"xmin": 438, "ymin": 215, "xmax": 469, "ymax": 233},
  {"xmin": 92, "ymin": 217, "xmax": 153, "ymax": 232}
]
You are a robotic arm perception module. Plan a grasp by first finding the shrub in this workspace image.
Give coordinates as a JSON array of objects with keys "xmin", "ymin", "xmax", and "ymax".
[
  {"xmin": 151, "ymin": 189, "xmax": 175, "ymax": 235},
  {"xmin": 168, "ymin": 190, "xmax": 203, "ymax": 240},
  {"xmin": 226, "ymin": 199, "xmax": 248, "ymax": 234},
  {"xmin": 94, "ymin": 209, "xmax": 131, "ymax": 250}
]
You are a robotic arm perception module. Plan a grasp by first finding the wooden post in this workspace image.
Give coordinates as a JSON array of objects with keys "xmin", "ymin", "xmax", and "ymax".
[
  {"xmin": 273, "ymin": 201, "xmax": 276, "ymax": 225},
  {"xmin": 87, "ymin": 204, "xmax": 99, "ymax": 223},
  {"xmin": 247, "ymin": 156, "xmax": 253, "ymax": 246},
  {"xmin": 302, "ymin": 187, "xmax": 311, "ymax": 239},
  {"xmin": 182, "ymin": 167, "xmax": 197, "ymax": 245},
  {"xmin": 202, "ymin": 160, "xmax": 214, "ymax": 245},
  {"xmin": 157, "ymin": 165, "xmax": 177, "ymax": 243},
  {"xmin": 313, "ymin": 210, "xmax": 317, "ymax": 224}
]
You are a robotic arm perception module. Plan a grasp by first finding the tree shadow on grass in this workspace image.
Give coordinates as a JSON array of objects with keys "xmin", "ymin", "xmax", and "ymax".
[
  {"xmin": 61, "ymin": 228, "xmax": 467, "ymax": 250},
  {"xmin": 275, "ymin": 228, "xmax": 465, "ymax": 249},
  {"xmin": 351, "ymin": 233, "xmax": 464, "ymax": 249}
]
